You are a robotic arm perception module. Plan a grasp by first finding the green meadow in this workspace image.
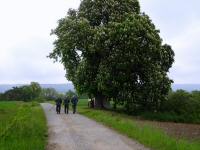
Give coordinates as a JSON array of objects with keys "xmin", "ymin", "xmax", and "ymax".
[{"xmin": 0, "ymin": 101, "xmax": 47, "ymax": 150}]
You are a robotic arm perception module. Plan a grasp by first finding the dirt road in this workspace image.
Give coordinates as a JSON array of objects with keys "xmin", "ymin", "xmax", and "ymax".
[{"xmin": 41, "ymin": 103, "xmax": 149, "ymax": 150}]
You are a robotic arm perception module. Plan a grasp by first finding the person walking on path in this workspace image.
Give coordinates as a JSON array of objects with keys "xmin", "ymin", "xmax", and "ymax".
[
  {"xmin": 56, "ymin": 97, "xmax": 62, "ymax": 114},
  {"xmin": 71, "ymin": 95, "xmax": 78, "ymax": 114},
  {"xmin": 64, "ymin": 96, "xmax": 70, "ymax": 114}
]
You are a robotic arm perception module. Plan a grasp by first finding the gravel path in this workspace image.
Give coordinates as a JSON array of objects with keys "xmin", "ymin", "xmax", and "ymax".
[{"xmin": 41, "ymin": 103, "xmax": 149, "ymax": 150}]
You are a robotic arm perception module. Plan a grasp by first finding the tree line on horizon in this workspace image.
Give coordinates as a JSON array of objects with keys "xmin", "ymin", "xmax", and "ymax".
[
  {"xmin": 0, "ymin": 82, "xmax": 199, "ymax": 123},
  {"xmin": 0, "ymin": 82, "xmax": 78, "ymax": 102}
]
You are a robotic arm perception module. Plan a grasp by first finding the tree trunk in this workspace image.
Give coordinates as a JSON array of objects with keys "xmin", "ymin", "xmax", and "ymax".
[
  {"xmin": 94, "ymin": 93, "xmax": 110, "ymax": 109},
  {"xmin": 113, "ymin": 98, "xmax": 117, "ymax": 110}
]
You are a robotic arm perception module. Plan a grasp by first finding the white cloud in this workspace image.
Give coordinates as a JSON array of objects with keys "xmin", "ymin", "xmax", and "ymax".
[
  {"xmin": 140, "ymin": 0, "xmax": 200, "ymax": 83},
  {"xmin": 0, "ymin": 0, "xmax": 200, "ymax": 84},
  {"xmin": 0, "ymin": 37, "xmax": 66, "ymax": 84},
  {"xmin": 0, "ymin": 0, "xmax": 80, "ymax": 84},
  {"xmin": 169, "ymin": 21, "xmax": 200, "ymax": 83}
]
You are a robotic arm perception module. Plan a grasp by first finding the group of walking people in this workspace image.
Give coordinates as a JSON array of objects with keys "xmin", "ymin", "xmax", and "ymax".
[{"xmin": 55, "ymin": 95, "xmax": 78, "ymax": 114}]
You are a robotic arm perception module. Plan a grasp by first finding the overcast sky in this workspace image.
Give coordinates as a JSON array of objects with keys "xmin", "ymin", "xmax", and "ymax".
[{"xmin": 0, "ymin": 0, "xmax": 199, "ymax": 84}]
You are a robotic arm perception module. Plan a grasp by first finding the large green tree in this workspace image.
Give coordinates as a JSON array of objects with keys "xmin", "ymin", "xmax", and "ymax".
[{"xmin": 49, "ymin": 0, "xmax": 174, "ymax": 110}]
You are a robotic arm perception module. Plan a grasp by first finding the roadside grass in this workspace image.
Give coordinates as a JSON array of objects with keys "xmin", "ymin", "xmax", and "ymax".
[
  {"xmin": 78, "ymin": 99, "xmax": 200, "ymax": 150},
  {"xmin": 0, "ymin": 101, "xmax": 47, "ymax": 150}
]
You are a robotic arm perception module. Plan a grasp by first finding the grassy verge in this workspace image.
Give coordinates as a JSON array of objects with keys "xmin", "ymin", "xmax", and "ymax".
[
  {"xmin": 78, "ymin": 99, "xmax": 200, "ymax": 150},
  {"xmin": 0, "ymin": 101, "xmax": 47, "ymax": 150}
]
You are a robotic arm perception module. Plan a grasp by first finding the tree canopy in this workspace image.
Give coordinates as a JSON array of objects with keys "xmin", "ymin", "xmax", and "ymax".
[{"xmin": 49, "ymin": 0, "xmax": 174, "ymax": 111}]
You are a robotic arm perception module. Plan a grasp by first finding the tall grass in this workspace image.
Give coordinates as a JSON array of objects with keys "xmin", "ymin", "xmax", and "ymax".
[
  {"xmin": 0, "ymin": 101, "xmax": 47, "ymax": 150},
  {"xmin": 78, "ymin": 99, "xmax": 200, "ymax": 150}
]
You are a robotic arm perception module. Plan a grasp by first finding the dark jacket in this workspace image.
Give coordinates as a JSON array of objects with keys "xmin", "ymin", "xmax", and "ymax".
[
  {"xmin": 64, "ymin": 97, "xmax": 70, "ymax": 105},
  {"xmin": 71, "ymin": 96, "xmax": 78, "ymax": 105},
  {"xmin": 56, "ymin": 98, "xmax": 62, "ymax": 106}
]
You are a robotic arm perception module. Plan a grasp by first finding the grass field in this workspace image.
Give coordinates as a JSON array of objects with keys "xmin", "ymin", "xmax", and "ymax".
[
  {"xmin": 0, "ymin": 101, "xmax": 47, "ymax": 150},
  {"xmin": 78, "ymin": 99, "xmax": 200, "ymax": 150}
]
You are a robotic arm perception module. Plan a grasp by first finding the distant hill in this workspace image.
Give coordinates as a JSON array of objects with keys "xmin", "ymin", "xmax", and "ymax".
[
  {"xmin": 41, "ymin": 84, "xmax": 75, "ymax": 93},
  {"xmin": 172, "ymin": 84, "xmax": 200, "ymax": 92},
  {"xmin": 0, "ymin": 83, "xmax": 74, "ymax": 93},
  {"xmin": 1, "ymin": 83, "xmax": 200, "ymax": 93}
]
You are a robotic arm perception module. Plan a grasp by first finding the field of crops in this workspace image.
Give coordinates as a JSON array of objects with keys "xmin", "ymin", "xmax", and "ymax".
[{"xmin": 0, "ymin": 101, "xmax": 47, "ymax": 150}]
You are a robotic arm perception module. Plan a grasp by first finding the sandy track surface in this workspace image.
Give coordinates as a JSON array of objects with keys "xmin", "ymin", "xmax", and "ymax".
[{"xmin": 41, "ymin": 103, "xmax": 149, "ymax": 150}]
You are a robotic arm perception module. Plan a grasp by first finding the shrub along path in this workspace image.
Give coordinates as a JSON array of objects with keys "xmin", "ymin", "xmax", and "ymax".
[{"xmin": 41, "ymin": 103, "xmax": 149, "ymax": 150}]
